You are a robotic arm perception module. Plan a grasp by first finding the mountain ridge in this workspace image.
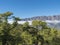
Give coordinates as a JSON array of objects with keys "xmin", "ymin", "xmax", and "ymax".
[
  {"xmin": 21, "ymin": 15, "xmax": 60, "ymax": 21},
  {"xmin": 20, "ymin": 15, "xmax": 60, "ymax": 30}
]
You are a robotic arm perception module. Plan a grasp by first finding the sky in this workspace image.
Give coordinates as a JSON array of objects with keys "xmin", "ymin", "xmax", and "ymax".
[{"xmin": 0, "ymin": 0, "xmax": 60, "ymax": 18}]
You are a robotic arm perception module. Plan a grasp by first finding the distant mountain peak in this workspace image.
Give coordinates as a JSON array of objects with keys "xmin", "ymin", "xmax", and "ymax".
[{"xmin": 21, "ymin": 15, "xmax": 60, "ymax": 21}]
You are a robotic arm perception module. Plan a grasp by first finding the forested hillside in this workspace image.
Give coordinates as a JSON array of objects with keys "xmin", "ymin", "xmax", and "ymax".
[{"xmin": 0, "ymin": 12, "xmax": 60, "ymax": 45}]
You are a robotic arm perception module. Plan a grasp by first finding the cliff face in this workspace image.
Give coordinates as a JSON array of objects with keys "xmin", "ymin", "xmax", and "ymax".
[{"xmin": 21, "ymin": 15, "xmax": 60, "ymax": 21}]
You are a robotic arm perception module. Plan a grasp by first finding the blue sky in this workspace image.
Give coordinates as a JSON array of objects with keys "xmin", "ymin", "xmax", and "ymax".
[{"xmin": 0, "ymin": 0, "xmax": 60, "ymax": 18}]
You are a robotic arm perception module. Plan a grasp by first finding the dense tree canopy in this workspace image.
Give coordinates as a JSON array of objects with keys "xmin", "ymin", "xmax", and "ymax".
[{"xmin": 0, "ymin": 12, "xmax": 60, "ymax": 45}]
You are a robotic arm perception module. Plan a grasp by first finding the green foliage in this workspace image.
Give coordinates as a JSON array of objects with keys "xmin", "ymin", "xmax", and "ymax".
[
  {"xmin": 23, "ymin": 22, "xmax": 29, "ymax": 27},
  {"xmin": 32, "ymin": 20, "xmax": 48, "ymax": 29},
  {"xmin": 21, "ymin": 31, "xmax": 33, "ymax": 45},
  {"xmin": 0, "ymin": 12, "xmax": 60, "ymax": 45}
]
